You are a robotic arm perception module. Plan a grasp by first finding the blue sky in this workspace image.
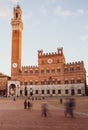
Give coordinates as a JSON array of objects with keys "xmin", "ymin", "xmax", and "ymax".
[{"xmin": 0, "ymin": 0, "xmax": 88, "ymax": 82}]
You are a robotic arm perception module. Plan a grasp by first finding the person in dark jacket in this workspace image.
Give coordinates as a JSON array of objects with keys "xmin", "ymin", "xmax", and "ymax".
[
  {"xmin": 24, "ymin": 99, "xmax": 27, "ymax": 109},
  {"xmin": 28, "ymin": 100, "xmax": 31, "ymax": 110}
]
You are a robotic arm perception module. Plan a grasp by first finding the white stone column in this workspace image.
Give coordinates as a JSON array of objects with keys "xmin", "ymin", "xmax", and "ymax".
[
  {"xmin": 17, "ymin": 86, "xmax": 20, "ymax": 96},
  {"xmin": 27, "ymin": 88, "xmax": 30, "ymax": 97},
  {"xmin": 16, "ymin": 85, "xmax": 17, "ymax": 96},
  {"xmin": 75, "ymin": 88, "xmax": 77, "ymax": 95},
  {"xmin": 23, "ymin": 85, "xmax": 25, "ymax": 96},
  {"xmin": 7, "ymin": 85, "xmax": 10, "ymax": 96},
  {"xmin": 55, "ymin": 86, "xmax": 58, "ymax": 95}
]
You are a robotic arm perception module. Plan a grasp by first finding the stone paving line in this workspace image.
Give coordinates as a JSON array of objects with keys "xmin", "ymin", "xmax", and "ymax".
[
  {"xmin": 0, "ymin": 99, "xmax": 88, "ymax": 130},
  {"xmin": 0, "ymin": 109, "xmax": 88, "ymax": 130},
  {"xmin": 48, "ymin": 103, "xmax": 88, "ymax": 117}
]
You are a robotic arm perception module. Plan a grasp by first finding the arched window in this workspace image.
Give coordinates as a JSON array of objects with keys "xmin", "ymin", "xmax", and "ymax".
[
  {"xmin": 77, "ymin": 89, "xmax": 81, "ymax": 94},
  {"xmin": 16, "ymin": 13, "xmax": 18, "ymax": 18}
]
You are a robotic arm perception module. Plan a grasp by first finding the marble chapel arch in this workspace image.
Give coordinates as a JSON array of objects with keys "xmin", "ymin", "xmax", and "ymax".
[{"xmin": 7, "ymin": 5, "xmax": 87, "ymax": 97}]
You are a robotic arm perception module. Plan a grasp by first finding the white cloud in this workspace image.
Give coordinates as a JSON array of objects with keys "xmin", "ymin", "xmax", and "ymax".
[
  {"xmin": 80, "ymin": 34, "xmax": 88, "ymax": 42},
  {"xmin": 0, "ymin": 0, "xmax": 13, "ymax": 19},
  {"xmin": 73, "ymin": 9, "xmax": 84, "ymax": 15},
  {"xmin": 23, "ymin": 11, "xmax": 33, "ymax": 21},
  {"xmin": 50, "ymin": 0, "xmax": 58, "ymax": 3},
  {"xmin": 54, "ymin": 5, "xmax": 85, "ymax": 17},
  {"xmin": 84, "ymin": 25, "xmax": 88, "ymax": 29},
  {"xmin": 8, "ymin": 0, "xmax": 18, "ymax": 3},
  {"xmin": 33, "ymin": 21, "xmax": 40, "ymax": 27},
  {"xmin": 62, "ymin": 10, "xmax": 71, "ymax": 17},
  {"xmin": 76, "ymin": 9, "xmax": 84, "ymax": 15},
  {"xmin": 0, "ymin": 5, "xmax": 11, "ymax": 19},
  {"xmin": 49, "ymin": 0, "xmax": 62, "ymax": 3},
  {"xmin": 54, "ymin": 5, "xmax": 71, "ymax": 17},
  {"xmin": 40, "ymin": 6, "xmax": 47, "ymax": 15}
]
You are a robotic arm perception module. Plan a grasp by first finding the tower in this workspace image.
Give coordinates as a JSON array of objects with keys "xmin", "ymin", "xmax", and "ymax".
[{"xmin": 11, "ymin": 5, "xmax": 23, "ymax": 77}]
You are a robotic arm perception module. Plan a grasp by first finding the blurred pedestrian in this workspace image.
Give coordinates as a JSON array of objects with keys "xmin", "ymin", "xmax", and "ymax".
[
  {"xmin": 64, "ymin": 98, "xmax": 70, "ymax": 117},
  {"xmin": 64, "ymin": 97, "xmax": 75, "ymax": 118},
  {"xmin": 69, "ymin": 98, "xmax": 75, "ymax": 118},
  {"xmin": 41, "ymin": 101, "xmax": 48, "ymax": 117}
]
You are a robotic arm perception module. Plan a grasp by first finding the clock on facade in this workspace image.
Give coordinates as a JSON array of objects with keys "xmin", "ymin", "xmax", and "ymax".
[
  {"xmin": 12, "ymin": 63, "xmax": 18, "ymax": 68},
  {"xmin": 47, "ymin": 58, "xmax": 53, "ymax": 64}
]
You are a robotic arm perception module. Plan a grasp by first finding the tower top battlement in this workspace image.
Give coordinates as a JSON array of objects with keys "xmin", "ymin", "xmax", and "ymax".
[{"xmin": 38, "ymin": 47, "xmax": 64, "ymax": 57}]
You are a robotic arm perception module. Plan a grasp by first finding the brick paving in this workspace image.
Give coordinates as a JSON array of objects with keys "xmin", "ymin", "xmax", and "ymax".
[{"xmin": 0, "ymin": 98, "xmax": 88, "ymax": 130}]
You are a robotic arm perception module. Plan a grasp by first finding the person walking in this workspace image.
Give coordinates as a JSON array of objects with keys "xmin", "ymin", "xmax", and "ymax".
[
  {"xmin": 64, "ymin": 97, "xmax": 75, "ymax": 118},
  {"xmin": 28, "ymin": 100, "xmax": 31, "ymax": 110},
  {"xmin": 24, "ymin": 99, "xmax": 27, "ymax": 109},
  {"xmin": 64, "ymin": 98, "xmax": 70, "ymax": 117},
  {"xmin": 41, "ymin": 101, "xmax": 48, "ymax": 117},
  {"xmin": 69, "ymin": 98, "xmax": 75, "ymax": 118}
]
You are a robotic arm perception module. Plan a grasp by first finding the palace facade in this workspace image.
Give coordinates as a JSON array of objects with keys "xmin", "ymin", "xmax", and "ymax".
[{"xmin": 3, "ymin": 5, "xmax": 87, "ymax": 97}]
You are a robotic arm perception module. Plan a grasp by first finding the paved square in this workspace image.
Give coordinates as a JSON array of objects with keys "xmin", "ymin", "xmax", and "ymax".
[{"xmin": 0, "ymin": 97, "xmax": 88, "ymax": 130}]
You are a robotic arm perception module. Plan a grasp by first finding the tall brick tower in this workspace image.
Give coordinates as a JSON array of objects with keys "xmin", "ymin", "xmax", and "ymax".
[{"xmin": 11, "ymin": 5, "xmax": 23, "ymax": 78}]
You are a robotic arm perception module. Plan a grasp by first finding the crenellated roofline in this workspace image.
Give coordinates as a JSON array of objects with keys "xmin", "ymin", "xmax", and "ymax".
[
  {"xmin": 38, "ymin": 47, "xmax": 64, "ymax": 57},
  {"xmin": 22, "ymin": 65, "xmax": 38, "ymax": 69},
  {"xmin": 65, "ymin": 61, "xmax": 84, "ymax": 66}
]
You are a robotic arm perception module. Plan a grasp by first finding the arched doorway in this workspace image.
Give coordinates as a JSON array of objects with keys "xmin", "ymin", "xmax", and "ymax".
[
  {"xmin": 71, "ymin": 89, "xmax": 75, "ymax": 96},
  {"xmin": 24, "ymin": 86, "xmax": 27, "ymax": 96},
  {"xmin": 9, "ymin": 84, "xmax": 16, "ymax": 96}
]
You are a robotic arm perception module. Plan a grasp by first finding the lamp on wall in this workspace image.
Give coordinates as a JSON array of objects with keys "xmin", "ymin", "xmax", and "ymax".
[{"xmin": 49, "ymin": 76, "xmax": 52, "ymax": 84}]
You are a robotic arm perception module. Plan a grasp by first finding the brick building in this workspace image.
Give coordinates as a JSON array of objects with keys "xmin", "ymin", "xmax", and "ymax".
[
  {"xmin": 4, "ymin": 5, "xmax": 86, "ymax": 97},
  {"xmin": 0, "ymin": 73, "xmax": 10, "ymax": 96},
  {"xmin": 7, "ymin": 5, "xmax": 87, "ymax": 97}
]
